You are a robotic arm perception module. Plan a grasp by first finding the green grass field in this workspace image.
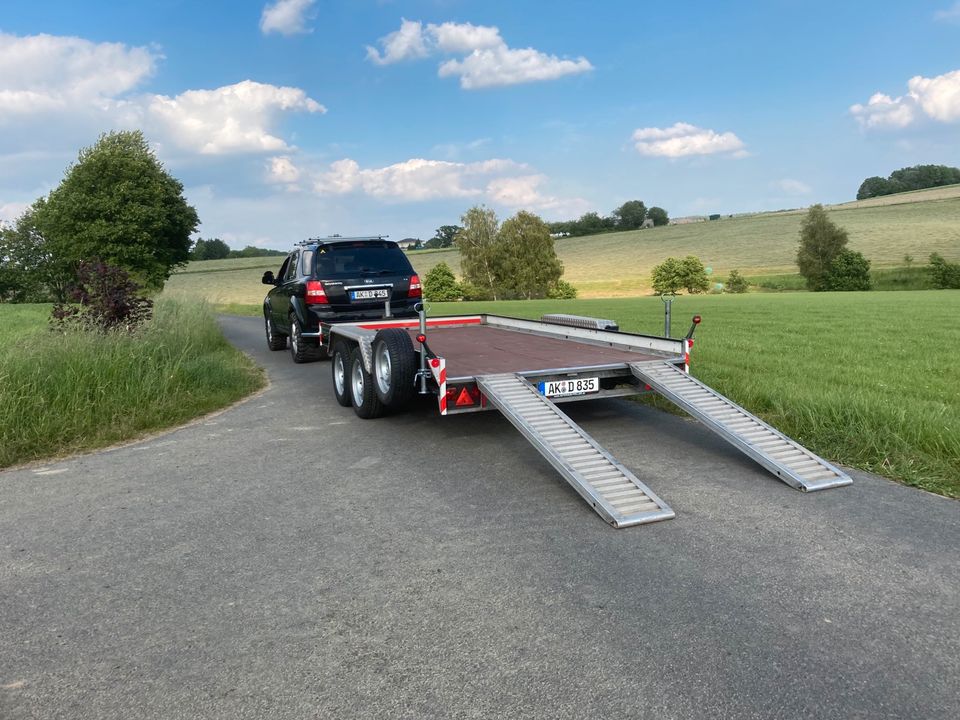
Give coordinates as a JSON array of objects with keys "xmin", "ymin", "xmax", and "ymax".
[
  {"xmin": 166, "ymin": 184, "xmax": 960, "ymax": 303},
  {"xmin": 0, "ymin": 299, "xmax": 265, "ymax": 469},
  {"xmin": 418, "ymin": 292, "xmax": 958, "ymax": 498}
]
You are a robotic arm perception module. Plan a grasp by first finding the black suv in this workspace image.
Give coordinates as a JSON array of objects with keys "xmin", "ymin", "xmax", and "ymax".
[{"xmin": 262, "ymin": 237, "xmax": 421, "ymax": 362}]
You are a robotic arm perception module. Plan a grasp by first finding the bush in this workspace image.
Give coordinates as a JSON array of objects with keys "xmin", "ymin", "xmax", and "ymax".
[
  {"xmin": 651, "ymin": 255, "xmax": 710, "ymax": 295},
  {"xmin": 50, "ymin": 260, "xmax": 153, "ymax": 332},
  {"xmin": 423, "ymin": 262, "xmax": 462, "ymax": 301},
  {"xmin": 822, "ymin": 249, "xmax": 872, "ymax": 291},
  {"xmin": 547, "ymin": 279, "xmax": 578, "ymax": 299},
  {"xmin": 929, "ymin": 253, "xmax": 960, "ymax": 289},
  {"xmin": 460, "ymin": 281, "xmax": 494, "ymax": 301},
  {"xmin": 725, "ymin": 269, "xmax": 749, "ymax": 293}
]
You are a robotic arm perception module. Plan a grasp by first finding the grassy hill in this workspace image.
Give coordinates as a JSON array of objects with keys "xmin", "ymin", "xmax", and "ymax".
[{"xmin": 164, "ymin": 185, "xmax": 960, "ymax": 304}]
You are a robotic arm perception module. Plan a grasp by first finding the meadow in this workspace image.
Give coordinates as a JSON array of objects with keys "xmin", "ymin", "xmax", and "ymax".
[{"xmin": 0, "ymin": 299, "xmax": 264, "ymax": 468}]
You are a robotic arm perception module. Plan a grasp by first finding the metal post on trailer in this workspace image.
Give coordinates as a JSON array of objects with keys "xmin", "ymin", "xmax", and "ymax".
[
  {"xmin": 661, "ymin": 293, "xmax": 674, "ymax": 337},
  {"xmin": 416, "ymin": 302, "xmax": 428, "ymax": 395}
]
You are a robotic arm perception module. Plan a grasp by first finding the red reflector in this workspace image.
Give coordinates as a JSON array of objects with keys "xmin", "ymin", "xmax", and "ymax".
[
  {"xmin": 693, "ymin": 315, "xmax": 701, "ymax": 324},
  {"xmin": 688, "ymin": 339, "xmax": 695, "ymax": 347},
  {"xmin": 430, "ymin": 358, "xmax": 440, "ymax": 368},
  {"xmin": 416, "ymin": 334, "xmax": 426, "ymax": 344},
  {"xmin": 408, "ymin": 274, "xmax": 422, "ymax": 298},
  {"xmin": 306, "ymin": 280, "xmax": 328, "ymax": 304},
  {"xmin": 455, "ymin": 388, "xmax": 475, "ymax": 406}
]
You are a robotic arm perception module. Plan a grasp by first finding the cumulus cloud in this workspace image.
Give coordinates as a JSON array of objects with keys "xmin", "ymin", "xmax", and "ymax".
[
  {"xmin": 0, "ymin": 201, "xmax": 30, "ymax": 225},
  {"xmin": 147, "ymin": 80, "xmax": 325, "ymax": 154},
  {"xmin": 366, "ymin": 20, "xmax": 592, "ymax": 88},
  {"xmin": 632, "ymin": 122, "xmax": 746, "ymax": 158},
  {"xmin": 0, "ymin": 32, "xmax": 158, "ymax": 118},
  {"xmin": 851, "ymin": 69, "xmax": 960, "ymax": 129},
  {"xmin": 266, "ymin": 156, "xmax": 301, "ymax": 184},
  {"xmin": 260, "ymin": 0, "xmax": 317, "ymax": 36},
  {"xmin": 934, "ymin": 2, "xmax": 960, "ymax": 23},
  {"xmin": 773, "ymin": 178, "xmax": 811, "ymax": 195}
]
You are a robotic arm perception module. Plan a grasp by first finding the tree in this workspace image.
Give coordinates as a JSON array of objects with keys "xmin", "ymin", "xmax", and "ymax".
[
  {"xmin": 0, "ymin": 202, "xmax": 71, "ymax": 302},
  {"xmin": 456, "ymin": 206, "xmax": 502, "ymax": 300},
  {"xmin": 423, "ymin": 262, "xmax": 462, "ymax": 301},
  {"xmin": 856, "ymin": 165, "xmax": 960, "ymax": 199},
  {"xmin": 651, "ymin": 255, "xmax": 710, "ymax": 294},
  {"xmin": 35, "ymin": 130, "xmax": 199, "ymax": 290},
  {"xmin": 725, "ymin": 269, "xmax": 749, "ymax": 293},
  {"xmin": 495, "ymin": 211, "xmax": 563, "ymax": 299},
  {"xmin": 424, "ymin": 224, "xmax": 461, "ymax": 249},
  {"xmin": 191, "ymin": 238, "xmax": 231, "ymax": 260},
  {"xmin": 822, "ymin": 249, "xmax": 872, "ymax": 291},
  {"xmin": 612, "ymin": 200, "xmax": 647, "ymax": 230},
  {"xmin": 929, "ymin": 253, "xmax": 960, "ymax": 289},
  {"xmin": 856, "ymin": 176, "xmax": 892, "ymax": 200},
  {"xmin": 796, "ymin": 204, "xmax": 850, "ymax": 291},
  {"xmin": 647, "ymin": 206, "xmax": 669, "ymax": 226}
]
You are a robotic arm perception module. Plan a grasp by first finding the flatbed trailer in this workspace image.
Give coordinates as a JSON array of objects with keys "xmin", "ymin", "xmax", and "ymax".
[{"xmin": 321, "ymin": 307, "xmax": 851, "ymax": 528}]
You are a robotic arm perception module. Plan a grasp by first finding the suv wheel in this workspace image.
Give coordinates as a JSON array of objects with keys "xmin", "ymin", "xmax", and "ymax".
[
  {"xmin": 265, "ymin": 314, "xmax": 287, "ymax": 351},
  {"xmin": 349, "ymin": 346, "xmax": 385, "ymax": 418},
  {"xmin": 290, "ymin": 316, "xmax": 326, "ymax": 364},
  {"xmin": 372, "ymin": 329, "xmax": 417, "ymax": 410},
  {"xmin": 331, "ymin": 341, "xmax": 352, "ymax": 407}
]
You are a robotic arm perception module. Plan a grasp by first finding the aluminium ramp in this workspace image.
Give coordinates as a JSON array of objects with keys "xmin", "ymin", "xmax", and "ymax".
[
  {"xmin": 475, "ymin": 373, "xmax": 674, "ymax": 528},
  {"xmin": 630, "ymin": 361, "xmax": 852, "ymax": 492}
]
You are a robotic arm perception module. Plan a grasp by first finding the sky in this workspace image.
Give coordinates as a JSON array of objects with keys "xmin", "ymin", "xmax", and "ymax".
[{"xmin": 1, "ymin": 0, "xmax": 959, "ymax": 250}]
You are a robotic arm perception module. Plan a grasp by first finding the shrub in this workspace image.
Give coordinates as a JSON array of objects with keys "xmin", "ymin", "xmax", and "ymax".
[
  {"xmin": 423, "ymin": 262, "xmax": 462, "ymax": 301},
  {"xmin": 651, "ymin": 255, "xmax": 710, "ymax": 294},
  {"xmin": 51, "ymin": 260, "xmax": 153, "ymax": 332},
  {"xmin": 929, "ymin": 253, "xmax": 960, "ymax": 289},
  {"xmin": 547, "ymin": 279, "xmax": 578, "ymax": 299},
  {"xmin": 822, "ymin": 249, "xmax": 872, "ymax": 291},
  {"xmin": 725, "ymin": 269, "xmax": 749, "ymax": 293}
]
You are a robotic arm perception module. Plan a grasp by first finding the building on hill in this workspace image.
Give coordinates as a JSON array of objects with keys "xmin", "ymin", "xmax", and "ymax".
[
  {"xmin": 396, "ymin": 238, "xmax": 420, "ymax": 250},
  {"xmin": 641, "ymin": 218, "xmax": 655, "ymax": 229},
  {"xmin": 670, "ymin": 216, "xmax": 707, "ymax": 225}
]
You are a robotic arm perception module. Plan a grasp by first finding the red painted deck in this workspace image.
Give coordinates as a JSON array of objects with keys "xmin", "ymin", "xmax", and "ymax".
[{"xmin": 410, "ymin": 325, "xmax": 664, "ymax": 377}]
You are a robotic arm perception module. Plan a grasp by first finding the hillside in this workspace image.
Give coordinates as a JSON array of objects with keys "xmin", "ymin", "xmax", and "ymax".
[{"xmin": 164, "ymin": 185, "xmax": 960, "ymax": 303}]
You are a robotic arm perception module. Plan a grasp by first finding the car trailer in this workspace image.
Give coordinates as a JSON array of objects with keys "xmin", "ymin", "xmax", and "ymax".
[{"xmin": 321, "ymin": 305, "xmax": 852, "ymax": 528}]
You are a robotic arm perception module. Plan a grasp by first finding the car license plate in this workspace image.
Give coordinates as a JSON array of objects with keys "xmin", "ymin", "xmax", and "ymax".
[
  {"xmin": 350, "ymin": 289, "xmax": 390, "ymax": 300},
  {"xmin": 538, "ymin": 377, "xmax": 599, "ymax": 397}
]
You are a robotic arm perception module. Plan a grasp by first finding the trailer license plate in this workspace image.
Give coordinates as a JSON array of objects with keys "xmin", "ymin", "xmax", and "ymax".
[
  {"xmin": 538, "ymin": 377, "xmax": 599, "ymax": 397},
  {"xmin": 350, "ymin": 289, "xmax": 390, "ymax": 300}
]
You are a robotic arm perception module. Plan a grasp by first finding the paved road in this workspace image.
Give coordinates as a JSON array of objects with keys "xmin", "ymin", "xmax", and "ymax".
[{"xmin": 2, "ymin": 315, "xmax": 958, "ymax": 719}]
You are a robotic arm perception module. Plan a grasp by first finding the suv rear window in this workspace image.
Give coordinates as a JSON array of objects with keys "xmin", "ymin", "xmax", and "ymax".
[{"xmin": 313, "ymin": 242, "xmax": 414, "ymax": 278}]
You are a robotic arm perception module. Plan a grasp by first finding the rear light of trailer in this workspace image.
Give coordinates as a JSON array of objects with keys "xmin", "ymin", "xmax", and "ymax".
[
  {"xmin": 306, "ymin": 280, "xmax": 328, "ymax": 304},
  {"xmin": 408, "ymin": 274, "xmax": 422, "ymax": 298},
  {"xmin": 445, "ymin": 384, "xmax": 482, "ymax": 407}
]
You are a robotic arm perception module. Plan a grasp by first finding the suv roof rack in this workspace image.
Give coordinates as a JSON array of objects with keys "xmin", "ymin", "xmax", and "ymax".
[{"xmin": 296, "ymin": 235, "xmax": 389, "ymax": 246}]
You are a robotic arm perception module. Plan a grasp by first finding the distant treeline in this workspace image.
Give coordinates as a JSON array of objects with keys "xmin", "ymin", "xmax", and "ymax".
[
  {"xmin": 547, "ymin": 201, "xmax": 669, "ymax": 237},
  {"xmin": 857, "ymin": 165, "xmax": 960, "ymax": 200},
  {"xmin": 191, "ymin": 238, "xmax": 286, "ymax": 260}
]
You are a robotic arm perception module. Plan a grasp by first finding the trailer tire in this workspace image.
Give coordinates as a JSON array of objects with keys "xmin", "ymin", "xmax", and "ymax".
[
  {"xmin": 331, "ymin": 340, "xmax": 353, "ymax": 407},
  {"xmin": 372, "ymin": 329, "xmax": 417, "ymax": 410},
  {"xmin": 265, "ymin": 314, "xmax": 287, "ymax": 351},
  {"xmin": 349, "ymin": 346, "xmax": 385, "ymax": 419},
  {"xmin": 290, "ymin": 315, "xmax": 326, "ymax": 364}
]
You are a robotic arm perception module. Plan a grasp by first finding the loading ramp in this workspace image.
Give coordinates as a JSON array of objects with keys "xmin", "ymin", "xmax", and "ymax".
[{"xmin": 476, "ymin": 373, "xmax": 675, "ymax": 528}]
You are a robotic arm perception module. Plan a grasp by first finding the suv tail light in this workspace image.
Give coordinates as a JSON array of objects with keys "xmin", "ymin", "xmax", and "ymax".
[
  {"xmin": 408, "ymin": 274, "xmax": 422, "ymax": 298},
  {"xmin": 306, "ymin": 280, "xmax": 328, "ymax": 304}
]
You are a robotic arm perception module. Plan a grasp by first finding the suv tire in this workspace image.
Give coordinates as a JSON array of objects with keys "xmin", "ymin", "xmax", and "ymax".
[
  {"xmin": 372, "ymin": 329, "xmax": 417, "ymax": 410},
  {"xmin": 349, "ymin": 346, "xmax": 385, "ymax": 419},
  {"xmin": 290, "ymin": 315, "xmax": 326, "ymax": 364},
  {"xmin": 331, "ymin": 340, "xmax": 353, "ymax": 407},
  {"xmin": 265, "ymin": 314, "xmax": 287, "ymax": 351}
]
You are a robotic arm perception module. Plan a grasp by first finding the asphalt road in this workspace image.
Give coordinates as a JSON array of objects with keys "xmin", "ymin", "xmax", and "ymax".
[{"xmin": 2, "ymin": 315, "xmax": 958, "ymax": 719}]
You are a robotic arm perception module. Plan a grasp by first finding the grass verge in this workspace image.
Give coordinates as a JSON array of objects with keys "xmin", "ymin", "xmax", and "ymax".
[{"xmin": 0, "ymin": 298, "xmax": 265, "ymax": 469}]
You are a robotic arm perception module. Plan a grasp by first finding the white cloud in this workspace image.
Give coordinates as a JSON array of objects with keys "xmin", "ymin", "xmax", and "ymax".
[
  {"xmin": 934, "ymin": 2, "xmax": 960, "ymax": 23},
  {"xmin": 147, "ymin": 80, "xmax": 325, "ymax": 154},
  {"xmin": 266, "ymin": 156, "xmax": 301, "ymax": 184},
  {"xmin": 632, "ymin": 122, "xmax": 746, "ymax": 158},
  {"xmin": 365, "ymin": 19, "xmax": 430, "ymax": 65},
  {"xmin": 0, "ymin": 32, "xmax": 158, "ymax": 118},
  {"xmin": 260, "ymin": 0, "xmax": 317, "ymax": 36},
  {"xmin": 0, "ymin": 200, "xmax": 30, "ymax": 225},
  {"xmin": 366, "ymin": 20, "xmax": 592, "ymax": 88},
  {"xmin": 851, "ymin": 69, "xmax": 960, "ymax": 129},
  {"xmin": 773, "ymin": 178, "xmax": 811, "ymax": 195}
]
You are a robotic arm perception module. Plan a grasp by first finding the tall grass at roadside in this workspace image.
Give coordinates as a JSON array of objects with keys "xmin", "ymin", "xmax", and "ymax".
[
  {"xmin": 424, "ymin": 291, "xmax": 960, "ymax": 498},
  {"xmin": 0, "ymin": 298, "xmax": 264, "ymax": 468}
]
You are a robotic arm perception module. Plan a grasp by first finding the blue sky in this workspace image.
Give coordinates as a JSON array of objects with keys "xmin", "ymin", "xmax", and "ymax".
[{"xmin": 2, "ymin": 0, "xmax": 959, "ymax": 249}]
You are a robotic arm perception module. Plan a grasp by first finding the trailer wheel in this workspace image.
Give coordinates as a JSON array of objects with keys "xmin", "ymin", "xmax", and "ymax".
[
  {"xmin": 349, "ymin": 347, "xmax": 385, "ymax": 419},
  {"xmin": 290, "ymin": 315, "xmax": 326, "ymax": 364},
  {"xmin": 331, "ymin": 340, "xmax": 352, "ymax": 407},
  {"xmin": 372, "ymin": 329, "xmax": 417, "ymax": 410},
  {"xmin": 265, "ymin": 314, "xmax": 287, "ymax": 351}
]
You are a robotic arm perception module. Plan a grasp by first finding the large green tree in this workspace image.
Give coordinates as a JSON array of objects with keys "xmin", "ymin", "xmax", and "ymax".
[
  {"xmin": 612, "ymin": 200, "xmax": 647, "ymax": 230},
  {"xmin": 496, "ymin": 211, "xmax": 563, "ymax": 299},
  {"xmin": 647, "ymin": 206, "xmax": 669, "ymax": 227},
  {"xmin": 36, "ymin": 130, "xmax": 199, "ymax": 289},
  {"xmin": 456, "ymin": 206, "xmax": 502, "ymax": 300},
  {"xmin": 796, "ymin": 204, "xmax": 849, "ymax": 291},
  {"xmin": 0, "ymin": 201, "xmax": 71, "ymax": 302},
  {"xmin": 424, "ymin": 224, "xmax": 461, "ymax": 249},
  {"xmin": 191, "ymin": 237, "xmax": 230, "ymax": 260}
]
